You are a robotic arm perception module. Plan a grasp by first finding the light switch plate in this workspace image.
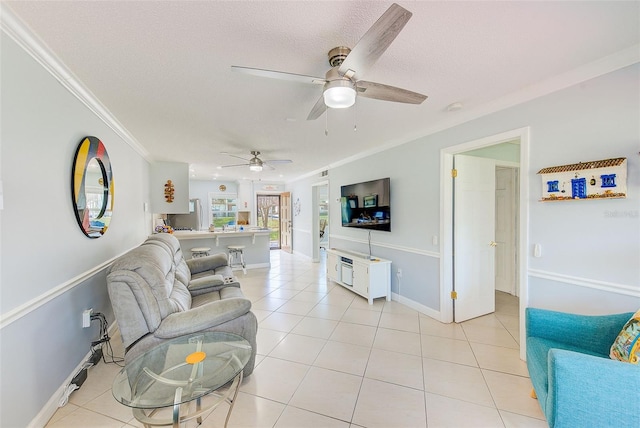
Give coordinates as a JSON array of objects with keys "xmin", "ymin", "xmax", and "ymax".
[{"xmin": 534, "ymin": 244, "xmax": 542, "ymax": 258}]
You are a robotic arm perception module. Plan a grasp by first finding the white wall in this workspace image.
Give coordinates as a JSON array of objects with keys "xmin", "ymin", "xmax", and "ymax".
[
  {"xmin": 0, "ymin": 33, "xmax": 151, "ymax": 427},
  {"xmin": 292, "ymin": 64, "xmax": 640, "ymax": 316}
]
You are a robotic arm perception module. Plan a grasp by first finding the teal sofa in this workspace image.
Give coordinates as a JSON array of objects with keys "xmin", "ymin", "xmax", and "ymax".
[{"xmin": 526, "ymin": 308, "xmax": 640, "ymax": 428}]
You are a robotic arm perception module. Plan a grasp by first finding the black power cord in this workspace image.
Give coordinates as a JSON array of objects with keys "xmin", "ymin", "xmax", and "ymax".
[
  {"xmin": 59, "ymin": 312, "xmax": 124, "ymax": 405},
  {"xmin": 90, "ymin": 312, "xmax": 124, "ymax": 366}
]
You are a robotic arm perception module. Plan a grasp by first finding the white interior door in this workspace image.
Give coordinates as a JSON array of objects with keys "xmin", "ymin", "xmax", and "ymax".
[
  {"xmin": 495, "ymin": 167, "xmax": 518, "ymax": 295},
  {"xmin": 454, "ymin": 155, "xmax": 496, "ymax": 322}
]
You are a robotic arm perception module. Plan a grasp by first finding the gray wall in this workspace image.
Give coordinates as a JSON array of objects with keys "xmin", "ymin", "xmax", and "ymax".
[
  {"xmin": 290, "ymin": 63, "xmax": 640, "ymax": 316},
  {"xmin": 0, "ymin": 33, "xmax": 151, "ymax": 427}
]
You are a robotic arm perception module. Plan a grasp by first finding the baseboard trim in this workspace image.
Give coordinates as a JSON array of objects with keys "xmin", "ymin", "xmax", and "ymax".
[
  {"xmin": 29, "ymin": 322, "xmax": 120, "ymax": 428},
  {"xmin": 231, "ymin": 262, "xmax": 271, "ymax": 271},
  {"xmin": 529, "ymin": 269, "xmax": 639, "ymax": 297},
  {"xmin": 391, "ymin": 292, "xmax": 443, "ymax": 322},
  {"xmin": 292, "ymin": 250, "xmax": 313, "ymax": 260}
]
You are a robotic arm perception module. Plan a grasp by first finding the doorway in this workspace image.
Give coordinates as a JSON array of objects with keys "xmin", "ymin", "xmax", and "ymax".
[
  {"xmin": 256, "ymin": 194, "xmax": 281, "ymax": 249},
  {"xmin": 312, "ymin": 182, "xmax": 329, "ymax": 262},
  {"xmin": 495, "ymin": 166, "xmax": 519, "ymax": 296},
  {"xmin": 440, "ymin": 127, "xmax": 530, "ymax": 359}
]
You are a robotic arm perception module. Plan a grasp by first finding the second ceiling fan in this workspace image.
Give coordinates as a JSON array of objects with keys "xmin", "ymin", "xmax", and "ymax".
[
  {"xmin": 219, "ymin": 151, "xmax": 292, "ymax": 172},
  {"xmin": 232, "ymin": 3, "xmax": 427, "ymax": 120}
]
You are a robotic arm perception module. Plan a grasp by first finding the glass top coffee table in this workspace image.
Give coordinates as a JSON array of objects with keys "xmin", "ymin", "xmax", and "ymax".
[{"xmin": 112, "ymin": 332, "xmax": 251, "ymax": 427}]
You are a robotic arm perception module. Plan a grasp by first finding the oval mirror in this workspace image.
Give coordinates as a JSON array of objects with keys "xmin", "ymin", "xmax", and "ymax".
[{"xmin": 72, "ymin": 137, "xmax": 114, "ymax": 238}]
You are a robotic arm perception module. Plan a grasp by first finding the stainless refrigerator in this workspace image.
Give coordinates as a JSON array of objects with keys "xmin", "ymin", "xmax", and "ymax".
[{"xmin": 167, "ymin": 199, "xmax": 203, "ymax": 230}]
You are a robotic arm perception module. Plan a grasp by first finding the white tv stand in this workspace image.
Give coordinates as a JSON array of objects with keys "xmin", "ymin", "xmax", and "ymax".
[{"xmin": 326, "ymin": 248, "xmax": 391, "ymax": 305}]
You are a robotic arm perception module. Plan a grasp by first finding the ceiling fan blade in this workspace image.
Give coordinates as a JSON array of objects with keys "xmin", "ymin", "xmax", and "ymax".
[
  {"xmin": 264, "ymin": 159, "xmax": 293, "ymax": 165},
  {"xmin": 231, "ymin": 66, "xmax": 326, "ymax": 85},
  {"xmin": 220, "ymin": 152, "xmax": 250, "ymax": 162},
  {"xmin": 356, "ymin": 80, "xmax": 427, "ymax": 104},
  {"xmin": 219, "ymin": 163, "xmax": 249, "ymax": 168},
  {"xmin": 307, "ymin": 94, "xmax": 327, "ymax": 120},
  {"xmin": 338, "ymin": 3, "xmax": 412, "ymax": 80}
]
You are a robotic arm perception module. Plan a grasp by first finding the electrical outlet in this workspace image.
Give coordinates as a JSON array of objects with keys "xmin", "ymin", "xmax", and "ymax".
[
  {"xmin": 82, "ymin": 309, "xmax": 93, "ymax": 328},
  {"xmin": 397, "ymin": 268, "xmax": 402, "ymax": 278}
]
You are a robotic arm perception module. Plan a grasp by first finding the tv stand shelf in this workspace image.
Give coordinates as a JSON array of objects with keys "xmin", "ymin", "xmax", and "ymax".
[{"xmin": 326, "ymin": 248, "xmax": 391, "ymax": 305}]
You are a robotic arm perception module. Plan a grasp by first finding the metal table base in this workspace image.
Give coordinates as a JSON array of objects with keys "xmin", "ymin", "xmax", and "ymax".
[{"xmin": 131, "ymin": 371, "xmax": 243, "ymax": 428}]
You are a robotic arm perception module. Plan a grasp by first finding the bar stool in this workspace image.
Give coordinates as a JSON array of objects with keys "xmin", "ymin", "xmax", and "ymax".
[
  {"xmin": 190, "ymin": 247, "xmax": 210, "ymax": 259},
  {"xmin": 227, "ymin": 245, "xmax": 246, "ymax": 274}
]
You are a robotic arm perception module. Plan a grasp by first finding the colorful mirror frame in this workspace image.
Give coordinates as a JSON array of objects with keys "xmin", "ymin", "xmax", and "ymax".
[{"xmin": 71, "ymin": 136, "xmax": 114, "ymax": 238}]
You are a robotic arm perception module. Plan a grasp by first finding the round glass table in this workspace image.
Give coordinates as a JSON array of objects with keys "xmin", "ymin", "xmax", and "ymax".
[{"xmin": 112, "ymin": 332, "xmax": 251, "ymax": 427}]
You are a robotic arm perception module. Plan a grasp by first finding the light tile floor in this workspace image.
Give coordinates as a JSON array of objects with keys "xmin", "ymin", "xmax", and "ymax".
[{"xmin": 46, "ymin": 250, "xmax": 547, "ymax": 428}]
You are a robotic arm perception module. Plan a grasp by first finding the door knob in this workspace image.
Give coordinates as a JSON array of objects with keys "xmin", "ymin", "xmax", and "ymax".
[{"xmin": 489, "ymin": 241, "xmax": 497, "ymax": 247}]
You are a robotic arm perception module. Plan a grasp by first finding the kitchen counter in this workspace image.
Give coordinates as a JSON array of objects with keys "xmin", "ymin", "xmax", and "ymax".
[
  {"xmin": 173, "ymin": 228, "xmax": 269, "ymax": 239},
  {"xmin": 171, "ymin": 229, "xmax": 271, "ymax": 270}
]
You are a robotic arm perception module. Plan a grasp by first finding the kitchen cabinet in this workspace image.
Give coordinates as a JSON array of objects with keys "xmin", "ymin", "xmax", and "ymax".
[
  {"xmin": 237, "ymin": 180, "xmax": 253, "ymax": 213},
  {"xmin": 326, "ymin": 248, "xmax": 391, "ymax": 304}
]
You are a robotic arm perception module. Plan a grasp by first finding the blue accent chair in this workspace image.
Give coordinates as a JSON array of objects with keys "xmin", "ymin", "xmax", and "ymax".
[{"xmin": 526, "ymin": 308, "xmax": 640, "ymax": 428}]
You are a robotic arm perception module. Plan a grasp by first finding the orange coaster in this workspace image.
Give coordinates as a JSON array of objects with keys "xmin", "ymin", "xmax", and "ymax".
[{"xmin": 185, "ymin": 351, "xmax": 206, "ymax": 365}]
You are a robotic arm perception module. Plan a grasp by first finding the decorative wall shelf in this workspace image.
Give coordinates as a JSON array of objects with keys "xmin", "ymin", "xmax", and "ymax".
[
  {"xmin": 164, "ymin": 179, "xmax": 175, "ymax": 203},
  {"xmin": 537, "ymin": 157, "xmax": 627, "ymax": 201}
]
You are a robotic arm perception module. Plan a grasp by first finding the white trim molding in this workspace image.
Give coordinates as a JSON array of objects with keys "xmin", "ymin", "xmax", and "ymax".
[
  {"xmin": 0, "ymin": 4, "xmax": 150, "ymax": 160},
  {"xmin": 27, "ymin": 322, "xmax": 120, "ymax": 428},
  {"xmin": 330, "ymin": 233, "xmax": 440, "ymax": 259},
  {"xmin": 440, "ymin": 126, "xmax": 531, "ymax": 361},
  {"xmin": 529, "ymin": 269, "xmax": 640, "ymax": 298},
  {"xmin": 0, "ymin": 245, "xmax": 139, "ymax": 330},
  {"xmin": 392, "ymin": 292, "xmax": 442, "ymax": 321},
  {"xmin": 289, "ymin": 45, "xmax": 639, "ymax": 184}
]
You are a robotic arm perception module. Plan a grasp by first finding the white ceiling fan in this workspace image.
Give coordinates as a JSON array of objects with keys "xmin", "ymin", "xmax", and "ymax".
[
  {"xmin": 231, "ymin": 3, "xmax": 427, "ymax": 120},
  {"xmin": 219, "ymin": 150, "xmax": 292, "ymax": 172}
]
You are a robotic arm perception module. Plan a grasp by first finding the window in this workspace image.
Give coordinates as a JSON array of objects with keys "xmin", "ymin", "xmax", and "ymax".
[
  {"xmin": 209, "ymin": 193, "xmax": 237, "ymax": 227},
  {"xmin": 601, "ymin": 174, "xmax": 617, "ymax": 188},
  {"xmin": 547, "ymin": 180, "xmax": 559, "ymax": 192}
]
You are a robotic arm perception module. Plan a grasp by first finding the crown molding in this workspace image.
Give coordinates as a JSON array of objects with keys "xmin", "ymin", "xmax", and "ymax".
[
  {"xmin": 291, "ymin": 44, "xmax": 640, "ymax": 184},
  {"xmin": 0, "ymin": 4, "xmax": 150, "ymax": 160}
]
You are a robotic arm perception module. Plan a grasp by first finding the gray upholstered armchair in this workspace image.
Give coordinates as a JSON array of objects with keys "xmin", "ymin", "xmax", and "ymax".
[{"xmin": 106, "ymin": 233, "xmax": 257, "ymax": 376}]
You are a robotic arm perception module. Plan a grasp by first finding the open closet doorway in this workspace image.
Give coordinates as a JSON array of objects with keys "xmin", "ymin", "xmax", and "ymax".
[
  {"xmin": 312, "ymin": 181, "xmax": 329, "ymax": 262},
  {"xmin": 440, "ymin": 127, "xmax": 530, "ymax": 359}
]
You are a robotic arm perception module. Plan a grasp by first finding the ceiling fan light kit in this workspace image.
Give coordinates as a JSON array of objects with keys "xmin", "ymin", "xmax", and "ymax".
[
  {"xmin": 323, "ymin": 82, "xmax": 357, "ymax": 108},
  {"xmin": 249, "ymin": 153, "xmax": 263, "ymax": 171}
]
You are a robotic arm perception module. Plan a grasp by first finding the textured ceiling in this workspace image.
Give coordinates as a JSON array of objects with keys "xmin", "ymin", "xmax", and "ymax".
[{"xmin": 4, "ymin": 1, "xmax": 639, "ymax": 182}]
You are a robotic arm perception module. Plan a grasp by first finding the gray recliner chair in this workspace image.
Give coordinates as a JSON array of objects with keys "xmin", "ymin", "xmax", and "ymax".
[{"xmin": 106, "ymin": 233, "xmax": 257, "ymax": 376}]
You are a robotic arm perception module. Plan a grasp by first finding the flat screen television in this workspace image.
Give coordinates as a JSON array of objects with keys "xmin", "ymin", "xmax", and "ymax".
[{"xmin": 340, "ymin": 177, "xmax": 391, "ymax": 232}]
